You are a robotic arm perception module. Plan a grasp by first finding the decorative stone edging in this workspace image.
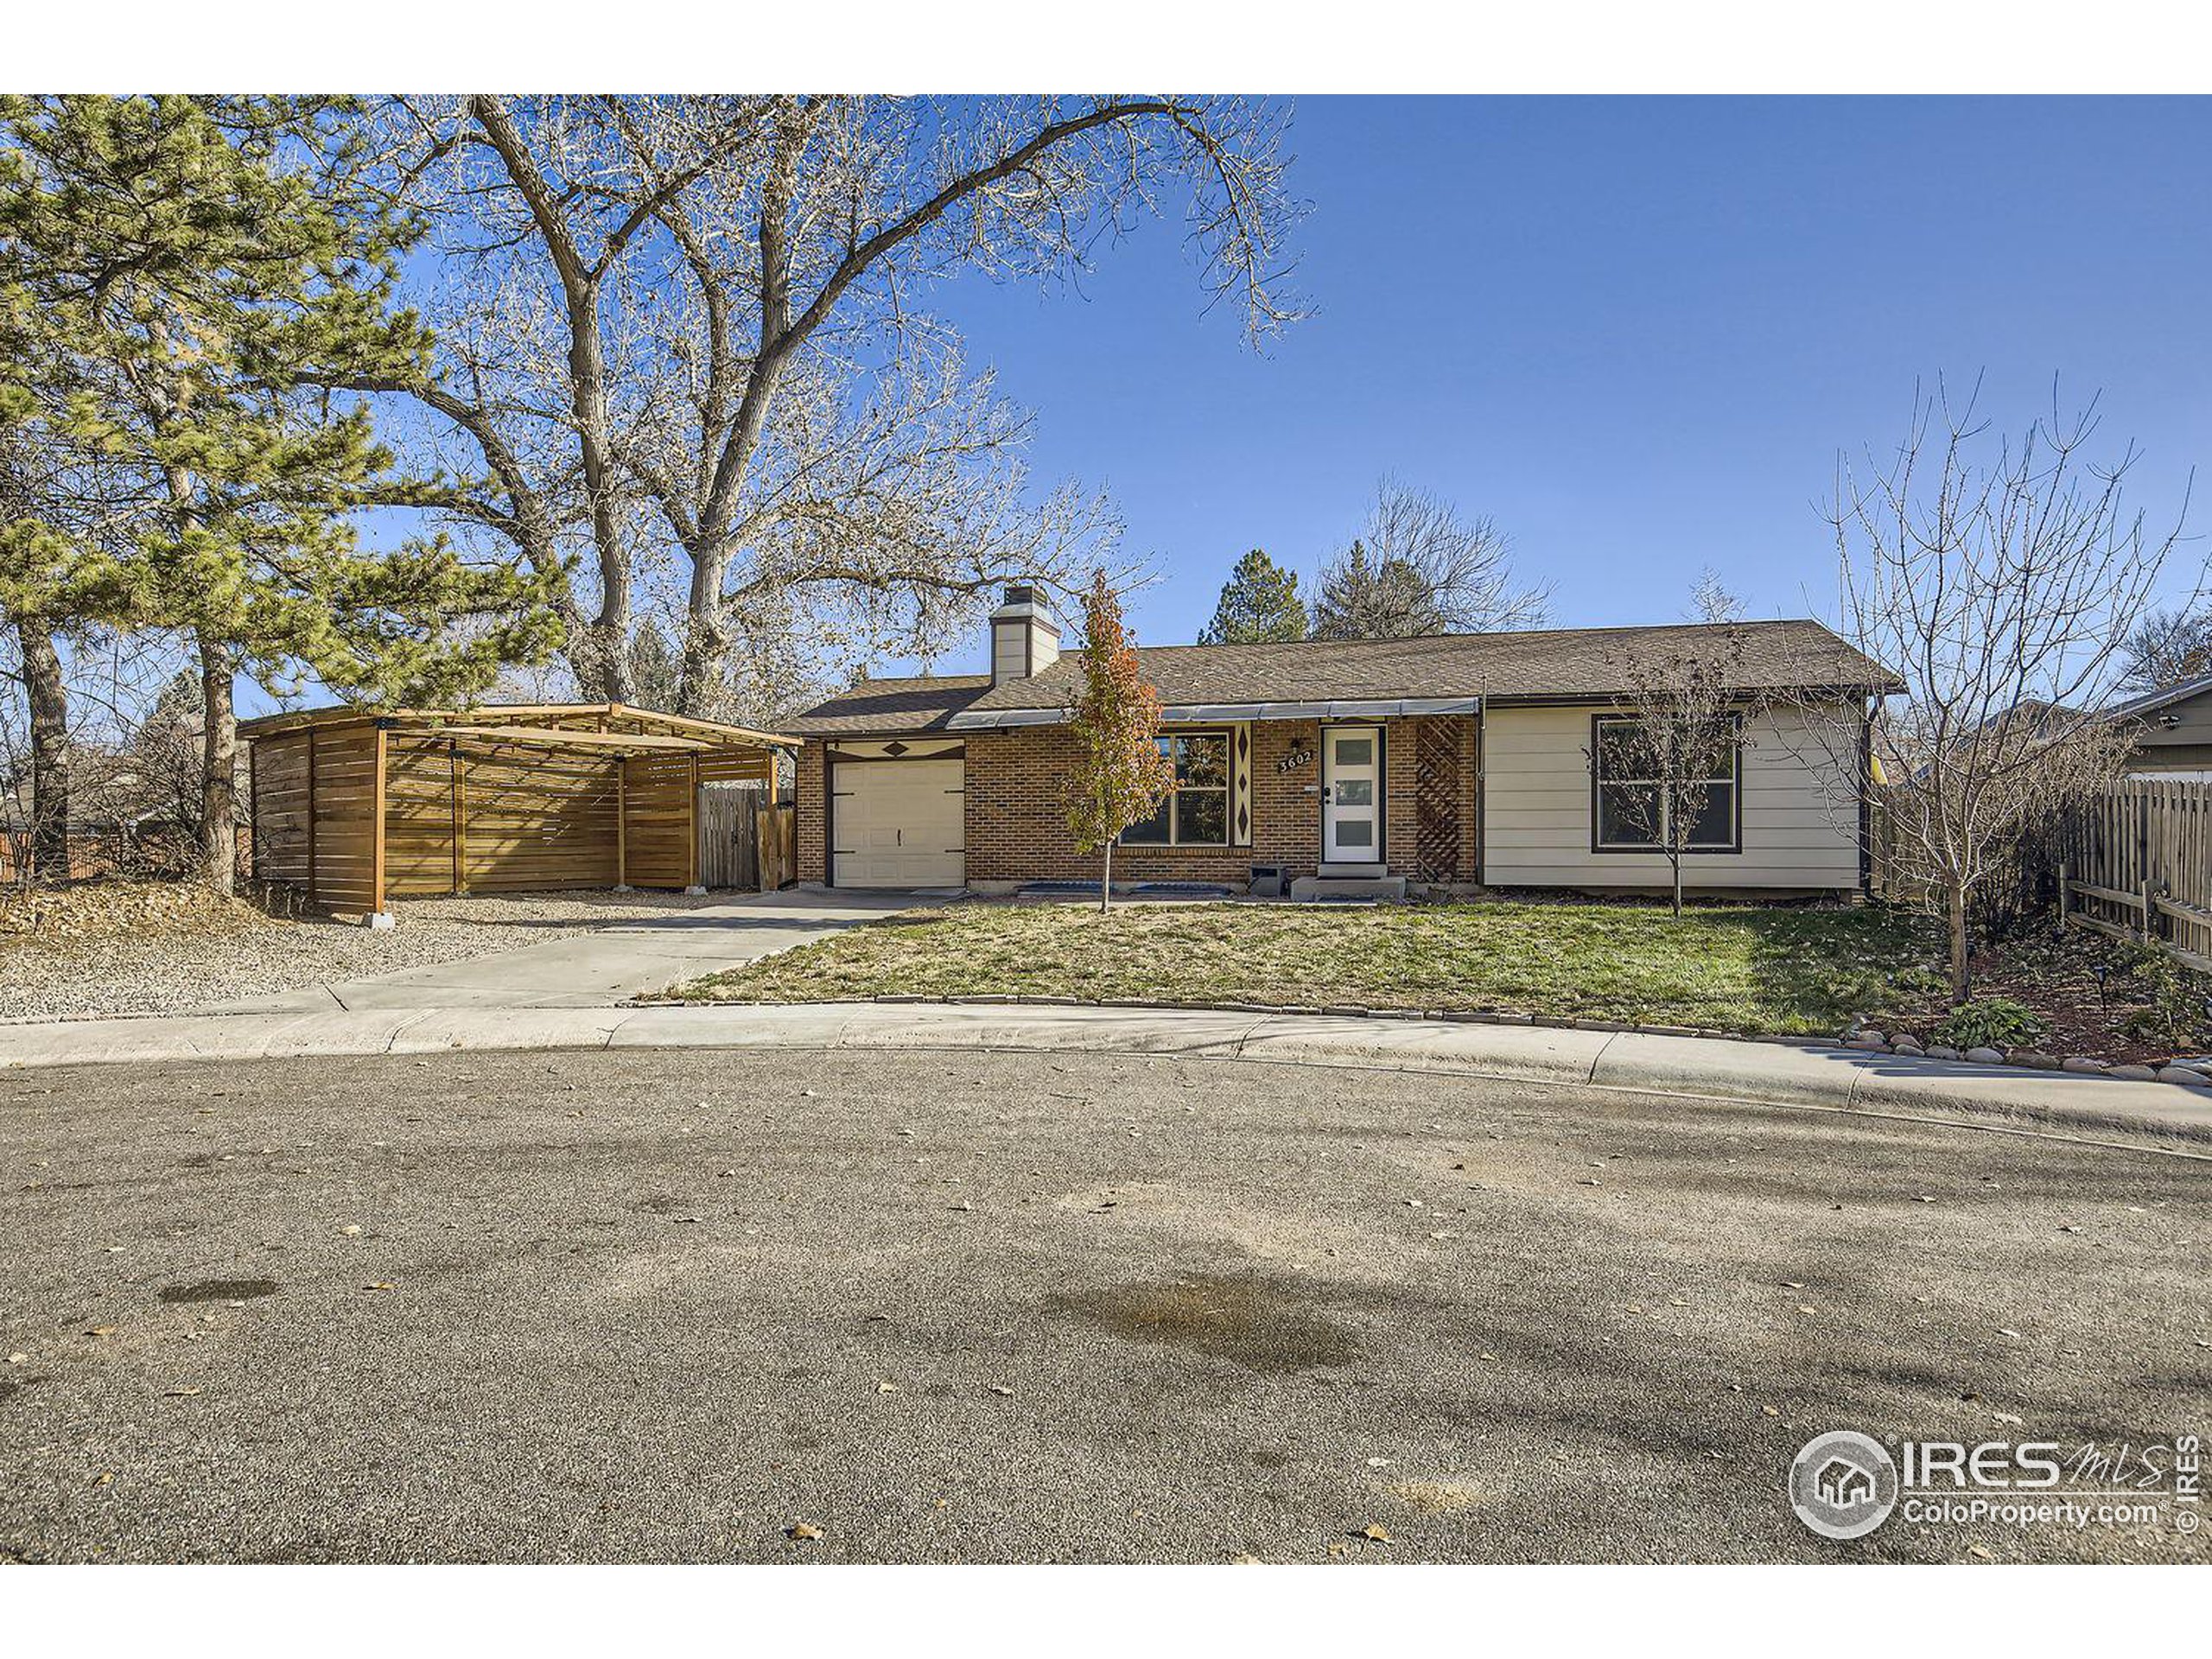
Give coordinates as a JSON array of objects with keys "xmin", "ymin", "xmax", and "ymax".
[
  {"xmin": 849, "ymin": 993, "xmax": 2212, "ymax": 1091},
  {"xmin": 1835, "ymin": 1026, "xmax": 2210, "ymax": 1090}
]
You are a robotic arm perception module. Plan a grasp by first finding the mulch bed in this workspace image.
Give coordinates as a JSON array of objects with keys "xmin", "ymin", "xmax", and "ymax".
[{"xmin": 1873, "ymin": 925, "xmax": 2209, "ymax": 1066}]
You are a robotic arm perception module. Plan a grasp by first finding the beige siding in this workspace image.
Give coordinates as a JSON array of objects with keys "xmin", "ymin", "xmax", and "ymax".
[{"xmin": 1481, "ymin": 702, "xmax": 1863, "ymax": 891}]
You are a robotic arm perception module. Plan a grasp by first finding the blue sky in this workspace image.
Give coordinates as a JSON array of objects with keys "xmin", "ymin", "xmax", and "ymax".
[{"xmin": 918, "ymin": 95, "xmax": 2211, "ymax": 667}]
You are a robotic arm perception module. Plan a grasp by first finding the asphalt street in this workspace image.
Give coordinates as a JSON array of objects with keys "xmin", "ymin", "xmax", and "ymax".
[{"xmin": 3, "ymin": 1046, "xmax": 2206, "ymax": 1562}]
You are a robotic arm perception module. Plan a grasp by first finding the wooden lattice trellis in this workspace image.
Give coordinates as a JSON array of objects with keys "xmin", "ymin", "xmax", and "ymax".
[{"xmin": 1413, "ymin": 718, "xmax": 1463, "ymax": 881}]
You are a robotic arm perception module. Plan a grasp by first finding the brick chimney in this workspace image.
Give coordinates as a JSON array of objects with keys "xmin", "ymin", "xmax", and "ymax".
[{"xmin": 988, "ymin": 583, "xmax": 1061, "ymax": 684}]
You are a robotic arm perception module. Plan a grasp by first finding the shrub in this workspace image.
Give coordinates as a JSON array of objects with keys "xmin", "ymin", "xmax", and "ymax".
[
  {"xmin": 1932, "ymin": 997, "xmax": 2048, "ymax": 1052},
  {"xmin": 2119, "ymin": 955, "xmax": 2212, "ymax": 1052}
]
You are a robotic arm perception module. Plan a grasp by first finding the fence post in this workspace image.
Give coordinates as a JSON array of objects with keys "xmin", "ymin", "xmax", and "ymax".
[{"xmin": 2057, "ymin": 861, "xmax": 2069, "ymax": 931}]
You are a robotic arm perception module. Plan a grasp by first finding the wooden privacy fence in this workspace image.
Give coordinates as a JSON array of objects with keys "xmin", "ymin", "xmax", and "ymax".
[
  {"xmin": 695, "ymin": 783, "xmax": 795, "ymax": 890},
  {"xmin": 2056, "ymin": 778, "xmax": 2212, "ymax": 971}
]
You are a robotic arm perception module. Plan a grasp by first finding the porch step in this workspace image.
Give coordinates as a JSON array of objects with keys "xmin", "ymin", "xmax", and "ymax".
[{"xmin": 1288, "ymin": 874, "xmax": 1408, "ymax": 903}]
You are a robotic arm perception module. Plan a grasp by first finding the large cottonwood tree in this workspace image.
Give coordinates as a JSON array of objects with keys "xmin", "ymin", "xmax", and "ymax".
[{"xmin": 356, "ymin": 95, "xmax": 1301, "ymax": 721}]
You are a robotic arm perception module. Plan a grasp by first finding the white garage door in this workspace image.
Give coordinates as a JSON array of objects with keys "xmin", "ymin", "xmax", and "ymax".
[{"xmin": 832, "ymin": 759, "xmax": 965, "ymax": 888}]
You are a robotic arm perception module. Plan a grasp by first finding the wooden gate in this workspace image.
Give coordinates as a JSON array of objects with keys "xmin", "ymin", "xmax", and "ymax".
[
  {"xmin": 696, "ymin": 785, "xmax": 797, "ymax": 891},
  {"xmin": 697, "ymin": 782, "xmax": 766, "ymax": 888}
]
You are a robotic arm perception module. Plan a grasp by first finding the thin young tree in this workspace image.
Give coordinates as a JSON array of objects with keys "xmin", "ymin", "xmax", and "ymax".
[
  {"xmin": 1063, "ymin": 570, "xmax": 1173, "ymax": 914},
  {"xmin": 1796, "ymin": 381, "xmax": 2200, "ymax": 1001},
  {"xmin": 1311, "ymin": 480, "xmax": 1547, "ymax": 640},
  {"xmin": 1198, "ymin": 549, "xmax": 1307, "ymax": 645},
  {"xmin": 1595, "ymin": 626, "xmax": 1757, "ymax": 918}
]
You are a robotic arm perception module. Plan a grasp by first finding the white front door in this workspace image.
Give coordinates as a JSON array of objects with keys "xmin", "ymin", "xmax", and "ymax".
[
  {"xmin": 832, "ymin": 759, "xmax": 965, "ymax": 887},
  {"xmin": 1322, "ymin": 726, "xmax": 1381, "ymax": 863}
]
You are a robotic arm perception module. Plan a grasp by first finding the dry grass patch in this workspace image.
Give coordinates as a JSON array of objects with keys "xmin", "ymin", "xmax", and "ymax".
[{"xmin": 671, "ymin": 898, "xmax": 1934, "ymax": 1038}]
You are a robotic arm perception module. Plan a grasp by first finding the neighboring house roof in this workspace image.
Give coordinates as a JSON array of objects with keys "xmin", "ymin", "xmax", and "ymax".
[
  {"xmin": 2104, "ymin": 671, "xmax": 2212, "ymax": 724},
  {"xmin": 784, "ymin": 675, "xmax": 994, "ymax": 736},
  {"xmin": 787, "ymin": 620, "xmax": 1897, "ymax": 735}
]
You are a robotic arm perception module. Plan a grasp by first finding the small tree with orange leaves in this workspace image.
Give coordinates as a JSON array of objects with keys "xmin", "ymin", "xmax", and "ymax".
[{"xmin": 1064, "ymin": 570, "xmax": 1174, "ymax": 912}]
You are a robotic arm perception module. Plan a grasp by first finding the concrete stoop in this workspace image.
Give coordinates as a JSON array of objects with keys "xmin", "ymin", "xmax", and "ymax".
[{"xmin": 1288, "ymin": 874, "xmax": 1409, "ymax": 902}]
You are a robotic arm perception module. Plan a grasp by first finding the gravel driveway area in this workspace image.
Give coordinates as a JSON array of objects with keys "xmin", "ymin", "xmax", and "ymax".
[
  {"xmin": 2, "ymin": 1047, "xmax": 2207, "ymax": 1564},
  {"xmin": 0, "ymin": 890, "xmax": 732, "ymax": 1022}
]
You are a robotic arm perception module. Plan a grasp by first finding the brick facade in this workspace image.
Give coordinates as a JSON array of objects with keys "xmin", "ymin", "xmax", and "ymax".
[{"xmin": 801, "ymin": 715, "xmax": 1482, "ymax": 891}]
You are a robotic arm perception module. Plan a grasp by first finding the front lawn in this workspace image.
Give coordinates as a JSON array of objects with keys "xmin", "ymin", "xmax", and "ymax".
[{"xmin": 669, "ymin": 898, "xmax": 1936, "ymax": 1038}]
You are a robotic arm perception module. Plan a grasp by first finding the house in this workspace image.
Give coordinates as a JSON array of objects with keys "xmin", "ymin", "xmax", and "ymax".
[
  {"xmin": 786, "ymin": 587, "xmax": 1896, "ymax": 898},
  {"xmin": 2106, "ymin": 673, "xmax": 2212, "ymax": 773}
]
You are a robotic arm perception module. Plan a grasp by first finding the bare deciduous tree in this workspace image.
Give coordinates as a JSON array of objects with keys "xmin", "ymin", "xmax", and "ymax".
[
  {"xmin": 1311, "ymin": 480, "xmax": 1547, "ymax": 640},
  {"xmin": 2115, "ymin": 606, "xmax": 2212, "ymax": 694},
  {"xmin": 1796, "ymin": 382, "xmax": 2201, "ymax": 1002},
  {"xmin": 1593, "ymin": 626, "xmax": 1758, "ymax": 918},
  {"xmin": 346, "ymin": 95, "xmax": 1300, "ymax": 721},
  {"xmin": 1687, "ymin": 568, "xmax": 1743, "ymax": 625}
]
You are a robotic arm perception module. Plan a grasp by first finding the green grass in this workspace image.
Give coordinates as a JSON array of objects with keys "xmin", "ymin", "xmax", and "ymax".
[{"xmin": 669, "ymin": 899, "xmax": 1938, "ymax": 1038}]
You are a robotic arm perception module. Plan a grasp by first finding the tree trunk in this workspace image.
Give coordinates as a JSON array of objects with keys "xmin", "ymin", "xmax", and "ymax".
[
  {"xmin": 1671, "ymin": 853, "xmax": 1684, "ymax": 918},
  {"xmin": 1946, "ymin": 882, "xmax": 1972, "ymax": 1004},
  {"xmin": 198, "ymin": 639, "xmax": 238, "ymax": 896},
  {"xmin": 1100, "ymin": 837, "xmax": 1112, "ymax": 913},
  {"xmin": 16, "ymin": 618, "xmax": 69, "ymax": 881}
]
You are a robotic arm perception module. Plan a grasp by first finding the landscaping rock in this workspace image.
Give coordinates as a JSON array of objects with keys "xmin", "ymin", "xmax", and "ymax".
[
  {"xmin": 1846, "ymin": 1035, "xmax": 1890, "ymax": 1052},
  {"xmin": 2012, "ymin": 1052, "xmax": 2063, "ymax": 1070},
  {"xmin": 2060, "ymin": 1057, "xmax": 2109, "ymax": 1074},
  {"xmin": 2156, "ymin": 1066, "xmax": 2210, "ymax": 1088},
  {"xmin": 2110, "ymin": 1065, "xmax": 2159, "ymax": 1083},
  {"xmin": 1965, "ymin": 1047, "xmax": 2005, "ymax": 1065},
  {"xmin": 1926, "ymin": 1046, "xmax": 1961, "ymax": 1061},
  {"xmin": 1891, "ymin": 1039, "xmax": 1924, "ymax": 1056}
]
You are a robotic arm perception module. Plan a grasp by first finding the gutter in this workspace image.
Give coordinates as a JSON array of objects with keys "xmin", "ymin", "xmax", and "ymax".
[{"xmin": 944, "ymin": 696, "xmax": 1484, "ymax": 731}]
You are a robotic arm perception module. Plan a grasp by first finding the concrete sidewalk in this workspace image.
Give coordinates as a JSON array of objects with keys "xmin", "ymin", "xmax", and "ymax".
[
  {"xmin": 3, "ymin": 999, "xmax": 2207, "ymax": 1147},
  {"xmin": 202, "ymin": 889, "xmax": 920, "ymax": 1014}
]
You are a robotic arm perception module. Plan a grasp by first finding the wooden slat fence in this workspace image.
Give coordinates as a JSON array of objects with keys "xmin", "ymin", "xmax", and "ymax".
[{"xmin": 2056, "ymin": 778, "xmax": 2212, "ymax": 972}]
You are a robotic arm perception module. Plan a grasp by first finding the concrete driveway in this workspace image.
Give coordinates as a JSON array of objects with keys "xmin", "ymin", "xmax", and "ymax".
[
  {"xmin": 3, "ymin": 1046, "xmax": 2203, "ymax": 1563},
  {"xmin": 207, "ymin": 889, "xmax": 926, "ymax": 1014}
]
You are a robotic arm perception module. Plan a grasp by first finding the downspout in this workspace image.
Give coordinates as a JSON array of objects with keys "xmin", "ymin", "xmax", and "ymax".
[{"xmin": 1473, "ymin": 692, "xmax": 1487, "ymax": 888}]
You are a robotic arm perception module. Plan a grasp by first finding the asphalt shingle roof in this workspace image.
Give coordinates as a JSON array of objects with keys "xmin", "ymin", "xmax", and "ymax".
[
  {"xmin": 785, "ymin": 674, "xmax": 993, "ymax": 735},
  {"xmin": 785, "ymin": 620, "xmax": 1897, "ymax": 735}
]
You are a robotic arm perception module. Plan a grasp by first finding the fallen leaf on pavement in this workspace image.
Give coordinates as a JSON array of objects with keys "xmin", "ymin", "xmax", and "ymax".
[
  {"xmin": 164, "ymin": 1387, "xmax": 201, "ymax": 1397},
  {"xmin": 1359, "ymin": 1524, "xmax": 1393, "ymax": 1543},
  {"xmin": 363, "ymin": 1282, "xmax": 397, "ymax": 1293},
  {"xmin": 786, "ymin": 1523, "xmax": 823, "ymax": 1541}
]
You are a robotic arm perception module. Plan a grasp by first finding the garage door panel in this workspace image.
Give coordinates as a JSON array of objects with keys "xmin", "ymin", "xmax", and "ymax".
[{"xmin": 832, "ymin": 759, "xmax": 964, "ymax": 887}]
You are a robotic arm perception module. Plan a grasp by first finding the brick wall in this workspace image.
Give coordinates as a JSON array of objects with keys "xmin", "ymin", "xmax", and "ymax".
[
  {"xmin": 801, "ymin": 715, "xmax": 1482, "ymax": 888},
  {"xmin": 795, "ymin": 741, "xmax": 826, "ymax": 884}
]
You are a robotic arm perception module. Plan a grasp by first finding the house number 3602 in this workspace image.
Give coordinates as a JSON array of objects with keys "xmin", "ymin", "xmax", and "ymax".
[{"xmin": 1276, "ymin": 745, "xmax": 1313, "ymax": 774}]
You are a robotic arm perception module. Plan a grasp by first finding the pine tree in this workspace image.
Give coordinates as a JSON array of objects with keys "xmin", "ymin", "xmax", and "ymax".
[
  {"xmin": 1062, "ymin": 570, "xmax": 1174, "ymax": 912},
  {"xmin": 1309, "ymin": 538, "xmax": 1444, "ymax": 640},
  {"xmin": 626, "ymin": 619, "xmax": 685, "ymax": 711},
  {"xmin": 1198, "ymin": 549, "xmax": 1308, "ymax": 645},
  {"xmin": 0, "ymin": 96, "xmax": 563, "ymax": 893}
]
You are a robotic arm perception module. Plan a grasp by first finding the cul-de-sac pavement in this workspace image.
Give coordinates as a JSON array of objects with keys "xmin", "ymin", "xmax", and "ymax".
[{"xmin": 5, "ymin": 1027, "xmax": 2205, "ymax": 1564}]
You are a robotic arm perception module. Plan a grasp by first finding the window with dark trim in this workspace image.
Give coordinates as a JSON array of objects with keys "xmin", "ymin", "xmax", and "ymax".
[
  {"xmin": 1591, "ymin": 714, "xmax": 1742, "ymax": 853},
  {"xmin": 1118, "ymin": 730, "xmax": 1230, "ymax": 847}
]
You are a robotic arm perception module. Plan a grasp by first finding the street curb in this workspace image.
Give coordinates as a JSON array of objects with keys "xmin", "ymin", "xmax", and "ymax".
[{"xmin": 1, "ymin": 997, "xmax": 2208, "ymax": 1149}]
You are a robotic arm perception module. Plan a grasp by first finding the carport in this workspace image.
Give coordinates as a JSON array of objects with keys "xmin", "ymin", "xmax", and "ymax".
[{"xmin": 241, "ymin": 703, "xmax": 798, "ymax": 922}]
